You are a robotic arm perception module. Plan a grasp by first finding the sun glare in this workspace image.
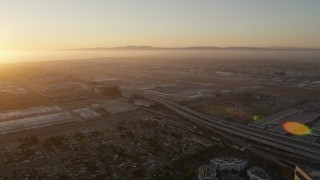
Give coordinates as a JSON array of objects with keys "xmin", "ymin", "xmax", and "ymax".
[
  {"xmin": 0, "ymin": 51, "xmax": 13, "ymax": 64},
  {"xmin": 0, "ymin": 51, "xmax": 34, "ymax": 64},
  {"xmin": 0, "ymin": 51, "xmax": 7, "ymax": 62}
]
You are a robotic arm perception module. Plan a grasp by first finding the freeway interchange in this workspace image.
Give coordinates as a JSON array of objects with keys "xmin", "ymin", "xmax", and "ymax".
[{"xmin": 135, "ymin": 91, "xmax": 320, "ymax": 167}]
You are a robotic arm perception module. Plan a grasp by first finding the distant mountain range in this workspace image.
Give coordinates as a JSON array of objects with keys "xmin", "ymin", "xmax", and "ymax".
[{"xmin": 64, "ymin": 45, "xmax": 320, "ymax": 51}]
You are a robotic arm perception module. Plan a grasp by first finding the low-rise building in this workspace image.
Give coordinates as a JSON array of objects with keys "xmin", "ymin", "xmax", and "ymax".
[
  {"xmin": 198, "ymin": 164, "xmax": 218, "ymax": 180},
  {"xmin": 247, "ymin": 166, "xmax": 271, "ymax": 180}
]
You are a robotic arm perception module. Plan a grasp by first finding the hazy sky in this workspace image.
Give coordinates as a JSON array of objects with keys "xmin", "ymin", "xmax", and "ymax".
[{"xmin": 1, "ymin": 0, "xmax": 320, "ymax": 51}]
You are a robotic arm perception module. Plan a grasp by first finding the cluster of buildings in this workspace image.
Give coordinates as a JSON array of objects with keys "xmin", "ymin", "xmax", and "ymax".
[
  {"xmin": 0, "ymin": 81, "xmax": 30, "ymax": 97},
  {"xmin": 198, "ymin": 157, "xmax": 270, "ymax": 180},
  {"xmin": 3, "ymin": 140, "xmax": 44, "ymax": 168},
  {"xmin": 80, "ymin": 78, "xmax": 119, "ymax": 96},
  {"xmin": 0, "ymin": 109, "xmax": 216, "ymax": 179}
]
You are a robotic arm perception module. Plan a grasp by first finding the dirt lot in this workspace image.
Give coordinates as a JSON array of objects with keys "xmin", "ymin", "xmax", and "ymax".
[{"xmin": 187, "ymin": 95, "xmax": 280, "ymax": 124}]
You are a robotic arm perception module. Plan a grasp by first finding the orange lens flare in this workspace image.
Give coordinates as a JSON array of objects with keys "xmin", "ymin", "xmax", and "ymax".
[{"xmin": 282, "ymin": 121, "xmax": 311, "ymax": 136}]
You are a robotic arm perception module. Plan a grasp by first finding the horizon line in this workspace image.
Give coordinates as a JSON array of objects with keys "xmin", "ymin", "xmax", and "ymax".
[{"xmin": 62, "ymin": 45, "xmax": 320, "ymax": 51}]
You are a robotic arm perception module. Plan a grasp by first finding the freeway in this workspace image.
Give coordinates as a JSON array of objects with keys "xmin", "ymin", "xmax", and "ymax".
[
  {"xmin": 181, "ymin": 105, "xmax": 320, "ymax": 154},
  {"xmin": 141, "ymin": 90, "xmax": 320, "ymax": 148},
  {"xmin": 135, "ymin": 91, "xmax": 320, "ymax": 165}
]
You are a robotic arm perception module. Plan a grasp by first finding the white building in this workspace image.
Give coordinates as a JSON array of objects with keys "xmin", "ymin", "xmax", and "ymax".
[
  {"xmin": 247, "ymin": 166, "xmax": 271, "ymax": 180},
  {"xmin": 210, "ymin": 157, "xmax": 247, "ymax": 172}
]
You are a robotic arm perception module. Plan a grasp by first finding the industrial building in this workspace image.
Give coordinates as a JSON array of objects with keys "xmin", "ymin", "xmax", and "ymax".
[
  {"xmin": 0, "ymin": 106, "xmax": 62, "ymax": 121},
  {"xmin": 0, "ymin": 112, "xmax": 75, "ymax": 134},
  {"xmin": 93, "ymin": 85, "xmax": 120, "ymax": 96}
]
